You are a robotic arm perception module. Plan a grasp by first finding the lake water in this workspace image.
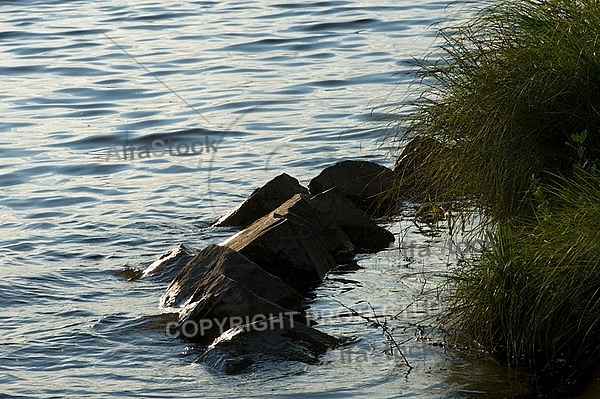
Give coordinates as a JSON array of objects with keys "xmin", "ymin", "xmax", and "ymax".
[{"xmin": 2, "ymin": 1, "xmax": 596, "ymax": 398}]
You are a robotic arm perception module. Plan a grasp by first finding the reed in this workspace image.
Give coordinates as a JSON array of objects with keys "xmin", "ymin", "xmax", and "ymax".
[{"xmin": 448, "ymin": 169, "xmax": 600, "ymax": 385}]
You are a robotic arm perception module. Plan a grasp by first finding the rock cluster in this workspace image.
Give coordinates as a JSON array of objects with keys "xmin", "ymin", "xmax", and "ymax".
[{"xmin": 144, "ymin": 160, "xmax": 398, "ymax": 373}]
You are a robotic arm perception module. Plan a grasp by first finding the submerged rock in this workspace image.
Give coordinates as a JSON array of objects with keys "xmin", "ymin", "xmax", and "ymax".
[
  {"xmin": 310, "ymin": 188, "xmax": 395, "ymax": 252},
  {"xmin": 160, "ymin": 244, "xmax": 303, "ymax": 342},
  {"xmin": 212, "ymin": 173, "xmax": 309, "ymax": 228},
  {"xmin": 308, "ymin": 160, "xmax": 396, "ymax": 217},
  {"xmin": 198, "ymin": 316, "xmax": 340, "ymax": 374},
  {"xmin": 222, "ymin": 193, "xmax": 355, "ymax": 289},
  {"xmin": 142, "ymin": 243, "xmax": 194, "ymax": 282}
]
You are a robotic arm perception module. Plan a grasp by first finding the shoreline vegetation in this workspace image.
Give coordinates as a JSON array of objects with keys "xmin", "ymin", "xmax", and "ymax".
[{"xmin": 391, "ymin": 0, "xmax": 600, "ymax": 395}]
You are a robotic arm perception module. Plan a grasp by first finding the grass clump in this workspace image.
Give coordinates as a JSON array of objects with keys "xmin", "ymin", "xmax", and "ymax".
[
  {"xmin": 450, "ymin": 169, "xmax": 600, "ymax": 385},
  {"xmin": 391, "ymin": 0, "xmax": 600, "ymax": 390},
  {"xmin": 397, "ymin": 0, "xmax": 600, "ymax": 222}
]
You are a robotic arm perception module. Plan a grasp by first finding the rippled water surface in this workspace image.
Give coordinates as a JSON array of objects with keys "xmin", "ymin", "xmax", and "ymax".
[{"xmin": 0, "ymin": 1, "xmax": 564, "ymax": 398}]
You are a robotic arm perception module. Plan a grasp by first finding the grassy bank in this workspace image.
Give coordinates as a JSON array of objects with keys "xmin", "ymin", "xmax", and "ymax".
[
  {"xmin": 396, "ymin": 0, "xmax": 600, "ymax": 222},
  {"xmin": 392, "ymin": 0, "xmax": 600, "ymax": 391}
]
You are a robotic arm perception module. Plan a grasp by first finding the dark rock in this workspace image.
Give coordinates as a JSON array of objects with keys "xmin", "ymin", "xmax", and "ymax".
[
  {"xmin": 212, "ymin": 173, "xmax": 309, "ymax": 228},
  {"xmin": 308, "ymin": 160, "xmax": 396, "ymax": 217},
  {"xmin": 198, "ymin": 316, "xmax": 339, "ymax": 374},
  {"xmin": 199, "ymin": 352, "xmax": 254, "ymax": 375},
  {"xmin": 160, "ymin": 244, "xmax": 302, "ymax": 309},
  {"xmin": 175, "ymin": 291, "xmax": 294, "ymax": 344},
  {"xmin": 160, "ymin": 244, "xmax": 303, "ymax": 342},
  {"xmin": 222, "ymin": 193, "xmax": 355, "ymax": 289},
  {"xmin": 309, "ymin": 188, "xmax": 395, "ymax": 252},
  {"xmin": 142, "ymin": 243, "xmax": 194, "ymax": 282},
  {"xmin": 394, "ymin": 136, "xmax": 444, "ymax": 172},
  {"xmin": 393, "ymin": 136, "xmax": 447, "ymax": 199}
]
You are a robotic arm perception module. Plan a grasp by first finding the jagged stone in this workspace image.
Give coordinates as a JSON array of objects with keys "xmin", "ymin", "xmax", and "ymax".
[
  {"xmin": 308, "ymin": 160, "xmax": 396, "ymax": 217},
  {"xmin": 160, "ymin": 244, "xmax": 303, "ymax": 342},
  {"xmin": 212, "ymin": 173, "xmax": 308, "ymax": 228},
  {"xmin": 309, "ymin": 188, "xmax": 395, "ymax": 252},
  {"xmin": 142, "ymin": 243, "xmax": 194, "ymax": 282},
  {"xmin": 222, "ymin": 194, "xmax": 355, "ymax": 289},
  {"xmin": 198, "ymin": 316, "xmax": 339, "ymax": 374}
]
